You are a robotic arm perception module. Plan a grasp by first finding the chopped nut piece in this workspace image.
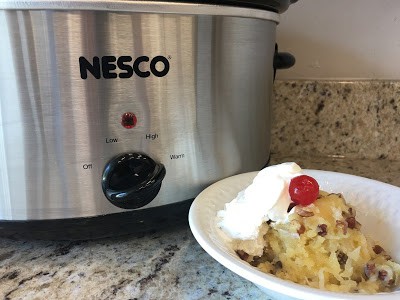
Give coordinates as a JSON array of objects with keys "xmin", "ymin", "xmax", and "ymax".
[
  {"xmin": 364, "ymin": 262, "xmax": 376, "ymax": 279},
  {"xmin": 377, "ymin": 266, "xmax": 395, "ymax": 286},
  {"xmin": 346, "ymin": 216, "xmax": 356, "ymax": 229},
  {"xmin": 297, "ymin": 223, "xmax": 305, "ymax": 235},
  {"xmin": 250, "ymin": 255, "xmax": 263, "ymax": 267},
  {"xmin": 274, "ymin": 261, "xmax": 283, "ymax": 269},
  {"xmin": 250, "ymin": 255, "xmax": 271, "ymax": 267},
  {"xmin": 378, "ymin": 270, "xmax": 388, "ymax": 281},
  {"xmin": 336, "ymin": 220, "xmax": 348, "ymax": 235},
  {"xmin": 336, "ymin": 251, "xmax": 348, "ymax": 267},
  {"xmin": 342, "ymin": 206, "xmax": 356, "ymax": 218},
  {"xmin": 373, "ymin": 245, "xmax": 385, "ymax": 255},
  {"xmin": 317, "ymin": 224, "xmax": 328, "ymax": 237},
  {"xmin": 236, "ymin": 250, "xmax": 249, "ymax": 261},
  {"xmin": 295, "ymin": 206, "xmax": 314, "ymax": 217},
  {"xmin": 289, "ymin": 220, "xmax": 305, "ymax": 235}
]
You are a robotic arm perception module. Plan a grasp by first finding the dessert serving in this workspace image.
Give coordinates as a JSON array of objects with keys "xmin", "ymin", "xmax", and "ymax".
[{"xmin": 217, "ymin": 163, "xmax": 400, "ymax": 293}]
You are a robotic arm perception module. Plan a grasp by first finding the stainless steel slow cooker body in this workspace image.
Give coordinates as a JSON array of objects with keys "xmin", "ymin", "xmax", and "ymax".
[{"xmin": 0, "ymin": 1, "xmax": 283, "ymax": 225}]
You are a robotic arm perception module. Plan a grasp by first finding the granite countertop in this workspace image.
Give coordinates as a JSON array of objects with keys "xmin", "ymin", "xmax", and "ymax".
[
  {"xmin": 1, "ymin": 81, "xmax": 400, "ymax": 299},
  {"xmin": 1, "ymin": 158, "xmax": 399, "ymax": 300}
]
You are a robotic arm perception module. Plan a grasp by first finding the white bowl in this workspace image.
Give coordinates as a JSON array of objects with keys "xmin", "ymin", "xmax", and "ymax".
[{"xmin": 189, "ymin": 170, "xmax": 400, "ymax": 300}]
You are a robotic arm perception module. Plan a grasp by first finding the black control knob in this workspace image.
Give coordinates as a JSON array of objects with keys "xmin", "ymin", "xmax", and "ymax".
[{"xmin": 102, "ymin": 153, "xmax": 166, "ymax": 209}]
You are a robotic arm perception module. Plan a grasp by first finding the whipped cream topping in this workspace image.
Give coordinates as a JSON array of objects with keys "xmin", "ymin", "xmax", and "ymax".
[{"xmin": 217, "ymin": 162, "xmax": 302, "ymax": 240}]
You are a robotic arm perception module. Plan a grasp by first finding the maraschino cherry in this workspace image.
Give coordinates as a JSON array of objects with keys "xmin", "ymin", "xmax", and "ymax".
[{"xmin": 289, "ymin": 175, "xmax": 320, "ymax": 206}]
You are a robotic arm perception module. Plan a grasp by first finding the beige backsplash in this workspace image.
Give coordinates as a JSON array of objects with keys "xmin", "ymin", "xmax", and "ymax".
[{"xmin": 271, "ymin": 81, "xmax": 400, "ymax": 160}]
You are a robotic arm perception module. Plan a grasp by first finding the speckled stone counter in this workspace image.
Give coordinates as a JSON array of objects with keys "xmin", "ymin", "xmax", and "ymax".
[
  {"xmin": 271, "ymin": 81, "xmax": 400, "ymax": 161},
  {"xmin": 1, "ymin": 81, "xmax": 400, "ymax": 300}
]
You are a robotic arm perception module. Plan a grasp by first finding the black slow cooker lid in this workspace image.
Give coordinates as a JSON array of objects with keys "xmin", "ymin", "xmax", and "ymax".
[{"xmin": 166, "ymin": 0, "xmax": 298, "ymax": 13}]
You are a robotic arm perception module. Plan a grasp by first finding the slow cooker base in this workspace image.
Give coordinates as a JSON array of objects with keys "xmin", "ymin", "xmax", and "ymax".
[{"xmin": 0, "ymin": 199, "xmax": 193, "ymax": 241}]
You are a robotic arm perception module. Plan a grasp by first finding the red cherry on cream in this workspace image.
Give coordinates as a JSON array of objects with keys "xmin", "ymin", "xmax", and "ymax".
[{"xmin": 289, "ymin": 175, "xmax": 319, "ymax": 206}]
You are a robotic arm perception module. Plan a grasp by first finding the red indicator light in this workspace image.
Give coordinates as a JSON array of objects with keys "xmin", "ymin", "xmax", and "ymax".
[{"xmin": 121, "ymin": 112, "xmax": 137, "ymax": 129}]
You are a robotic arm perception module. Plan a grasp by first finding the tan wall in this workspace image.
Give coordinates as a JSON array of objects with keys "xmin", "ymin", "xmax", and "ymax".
[{"xmin": 276, "ymin": 0, "xmax": 400, "ymax": 80}]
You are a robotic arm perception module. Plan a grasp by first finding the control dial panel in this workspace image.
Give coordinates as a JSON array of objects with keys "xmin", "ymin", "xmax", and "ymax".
[{"xmin": 102, "ymin": 153, "xmax": 166, "ymax": 209}]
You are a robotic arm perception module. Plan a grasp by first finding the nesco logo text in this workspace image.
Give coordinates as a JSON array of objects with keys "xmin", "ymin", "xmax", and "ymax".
[{"xmin": 79, "ymin": 56, "xmax": 170, "ymax": 79}]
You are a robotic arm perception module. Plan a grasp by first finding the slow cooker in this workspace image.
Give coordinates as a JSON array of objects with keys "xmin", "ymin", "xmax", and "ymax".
[{"xmin": 0, "ymin": 0, "xmax": 296, "ymax": 239}]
